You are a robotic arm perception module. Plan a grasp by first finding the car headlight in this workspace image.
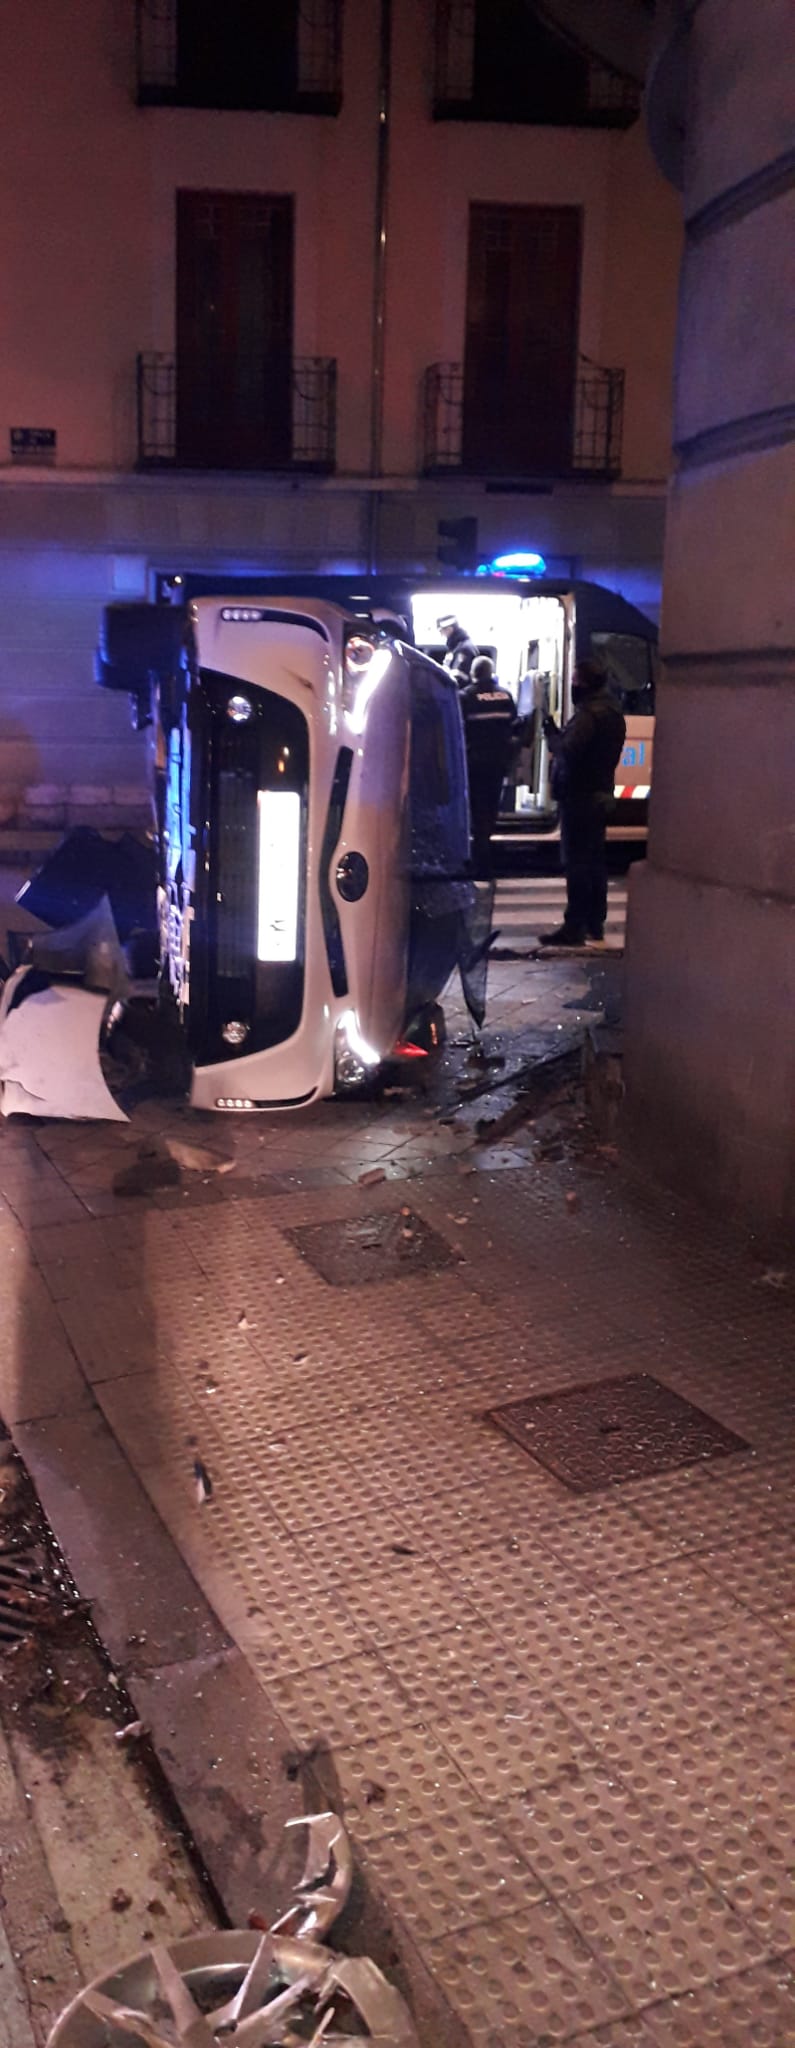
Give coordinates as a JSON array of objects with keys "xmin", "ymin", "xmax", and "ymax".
[
  {"xmin": 334, "ymin": 1009, "xmax": 380, "ymax": 1090},
  {"xmin": 342, "ymin": 639, "xmax": 392, "ymax": 733}
]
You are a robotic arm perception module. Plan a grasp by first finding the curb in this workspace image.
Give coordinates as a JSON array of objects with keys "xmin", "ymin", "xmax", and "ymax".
[{"xmin": 14, "ymin": 1401, "xmax": 465, "ymax": 2047}]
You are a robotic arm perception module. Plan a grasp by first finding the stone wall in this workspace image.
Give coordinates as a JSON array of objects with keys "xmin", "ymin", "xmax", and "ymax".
[{"xmin": 624, "ymin": 0, "xmax": 795, "ymax": 1233}]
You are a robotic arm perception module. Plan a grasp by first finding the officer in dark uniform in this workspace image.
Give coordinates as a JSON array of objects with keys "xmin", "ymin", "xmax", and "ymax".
[
  {"xmin": 541, "ymin": 656, "xmax": 626, "ymax": 945},
  {"xmin": 438, "ymin": 614, "xmax": 478, "ymax": 686},
  {"xmin": 460, "ymin": 655, "xmax": 517, "ymax": 878}
]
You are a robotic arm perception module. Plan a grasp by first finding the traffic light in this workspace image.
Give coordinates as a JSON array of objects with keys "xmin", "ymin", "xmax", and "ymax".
[{"xmin": 437, "ymin": 515, "xmax": 478, "ymax": 572}]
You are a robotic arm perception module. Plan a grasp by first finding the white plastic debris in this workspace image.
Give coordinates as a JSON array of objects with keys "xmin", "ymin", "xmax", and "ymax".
[{"xmin": 0, "ymin": 972, "xmax": 127, "ymax": 1122}]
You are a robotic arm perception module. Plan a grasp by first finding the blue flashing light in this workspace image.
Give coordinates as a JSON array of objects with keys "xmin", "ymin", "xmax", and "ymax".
[{"xmin": 488, "ymin": 551, "xmax": 547, "ymax": 577}]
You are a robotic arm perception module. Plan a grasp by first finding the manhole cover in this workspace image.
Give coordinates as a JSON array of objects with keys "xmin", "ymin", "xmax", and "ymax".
[
  {"xmin": 486, "ymin": 1373, "xmax": 749, "ymax": 1492},
  {"xmin": 285, "ymin": 1208, "xmax": 455, "ymax": 1287}
]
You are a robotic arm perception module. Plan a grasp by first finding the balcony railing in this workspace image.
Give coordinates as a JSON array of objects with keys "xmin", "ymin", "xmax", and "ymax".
[
  {"xmin": 422, "ymin": 359, "xmax": 624, "ymax": 479},
  {"xmin": 433, "ymin": 0, "xmax": 640, "ymax": 126},
  {"xmin": 135, "ymin": 0, "xmax": 342, "ymax": 112},
  {"xmin": 136, "ymin": 355, "xmax": 337, "ymax": 472}
]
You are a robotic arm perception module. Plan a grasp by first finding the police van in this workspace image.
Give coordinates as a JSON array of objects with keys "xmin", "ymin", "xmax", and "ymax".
[
  {"xmin": 158, "ymin": 571, "xmax": 658, "ymax": 843},
  {"xmin": 407, "ymin": 578, "xmax": 656, "ymax": 841}
]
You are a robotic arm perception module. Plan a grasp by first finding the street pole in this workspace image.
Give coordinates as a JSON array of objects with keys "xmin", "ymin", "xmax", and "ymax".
[{"xmin": 367, "ymin": 0, "xmax": 392, "ymax": 575}]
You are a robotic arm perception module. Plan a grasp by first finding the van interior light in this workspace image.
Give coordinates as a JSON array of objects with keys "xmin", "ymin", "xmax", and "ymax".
[{"xmin": 347, "ymin": 646, "xmax": 392, "ymax": 734}]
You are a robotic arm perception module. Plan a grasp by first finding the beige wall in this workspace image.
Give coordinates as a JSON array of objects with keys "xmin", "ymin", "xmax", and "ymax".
[
  {"xmin": 0, "ymin": 0, "xmax": 679, "ymax": 482},
  {"xmin": 602, "ymin": 123, "xmax": 682, "ymax": 481}
]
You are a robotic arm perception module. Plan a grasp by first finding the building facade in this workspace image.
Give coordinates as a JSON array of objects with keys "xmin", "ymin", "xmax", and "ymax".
[{"xmin": 0, "ymin": 0, "xmax": 681, "ymax": 828}]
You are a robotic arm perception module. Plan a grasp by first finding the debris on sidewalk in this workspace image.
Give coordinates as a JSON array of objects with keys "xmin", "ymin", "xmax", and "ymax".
[
  {"xmin": 270, "ymin": 1812, "xmax": 353, "ymax": 1942},
  {"xmin": 164, "ymin": 1137, "xmax": 235, "ymax": 1176},
  {"xmin": 193, "ymin": 1460, "xmax": 213, "ymax": 1505},
  {"xmin": 0, "ymin": 895, "xmax": 131, "ymax": 1122},
  {"xmin": 115, "ymin": 1719, "xmax": 146, "ymax": 1744},
  {"xmin": 47, "ymin": 1815, "xmax": 420, "ymax": 2048},
  {"xmin": 0, "ymin": 979, "xmax": 128, "ymax": 1122},
  {"xmin": 759, "ymin": 1267, "xmax": 788, "ymax": 1289}
]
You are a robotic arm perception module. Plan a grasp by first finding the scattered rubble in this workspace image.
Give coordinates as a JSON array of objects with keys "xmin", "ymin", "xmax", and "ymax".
[{"xmin": 193, "ymin": 1461, "xmax": 213, "ymax": 1505}]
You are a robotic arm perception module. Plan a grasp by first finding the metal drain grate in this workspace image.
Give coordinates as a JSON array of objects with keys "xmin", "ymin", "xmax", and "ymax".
[
  {"xmin": 285, "ymin": 1208, "xmax": 456, "ymax": 1287},
  {"xmin": 0, "ymin": 1543, "xmax": 51, "ymax": 1648},
  {"xmin": 0, "ymin": 1428, "xmax": 81, "ymax": 1653},
  {"xmin": 486, "ymin": 1373, "xmax": 749, "ymax": 1493}
]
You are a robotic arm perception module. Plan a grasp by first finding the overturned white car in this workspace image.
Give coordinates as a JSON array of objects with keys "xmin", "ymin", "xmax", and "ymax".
[{"xmin": 96, "ymin": 594, "xmax": 487, "ymax": 1112}]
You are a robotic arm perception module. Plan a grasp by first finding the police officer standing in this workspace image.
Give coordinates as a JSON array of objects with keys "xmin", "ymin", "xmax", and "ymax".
[
  {"xmin": 438, "ymin": 614, "xmax": 478, "ymax": 686},
  {"xmin": 541, "ymin": 656, "xmax": 626, "ymax": 945},
  {"xmin": 460, "ymin": 655, "xmax": 517, "ymax": 878}
]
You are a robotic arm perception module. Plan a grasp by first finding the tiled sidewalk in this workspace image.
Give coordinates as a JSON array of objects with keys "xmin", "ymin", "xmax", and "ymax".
[{"xmin": 0, "ymin": 972, "xmax": 792, "ymax": 2045}]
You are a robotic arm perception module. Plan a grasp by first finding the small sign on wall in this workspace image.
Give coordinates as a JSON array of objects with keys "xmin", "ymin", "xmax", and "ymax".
[{"xmin": 10, "ymin": 428, "xmax": 56, "ymax": 464}]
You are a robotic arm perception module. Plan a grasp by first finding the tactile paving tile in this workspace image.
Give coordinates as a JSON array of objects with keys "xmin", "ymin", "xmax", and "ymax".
[
  {"xmin": 486, "ymin": 1374, "xmax": 749, "ymax": 1492},
  {"xmin": 536, "ymin": 1648, "xmax": 695, "ymax": 1746},
  {"xmin": 462, "ymin": 1575, "xmax": 617, "ymax": 1668},
  {"xmin": 445, "ymin": 1537, "xmax": 599, "ymax": 1610},
  {"xmin": 205, "ymin": 1568, "xmax": 365, "ymax": 1678},
  {"xmin": 325, "ymin": 1730, "xmax": 476, "ymax": 1843},
  {"xmin": 588, "ymin": 1717, "xmax": 795, "ymax": 1853},
  {"xmin": 500, "ymin": 1758, "xmax": 678, "ymax": 1898},
  {"xmin": 261, "ymin": 1649, "xmax": 423, "ymax": 1750},
  {"xmin": 636, "ymin": 1955, "xmax": 795, "ymax": 2046},
  {"xmin": 358, "ymin": 1805, "xmax": 548, "ymax": 1943},
  {"xmin": 531, "ymin": 1499, "xmax": 688, "ymax": 1581},
  {"xmin": 430, "ymin": 1701, "xmax": 598, "ymax": 1808},
  {"xmin": 653, "ymin": 1622, "xmax": 792, "ymax": 1727},
  {"xmin": 426, "ymin": 1900, "xmax": 630, "ymax": 2042},
  {"xmin": 395, "ymin": 1470, "xmax": 568, "ymax": 1552},
  {"xmin": 694, "ymin": 1532, "xmax": 795, "ymax": 1615},
  {"xmin": 334, "ymin": 1553, "xmax": 480, "ymax": 1648},
  {"xmin": 380, "ymin": 1624, "xmax": 552, "ymax": 1724},
  {"xmin": 598, "ymin": 1556, "xmax": 750, "ymax": 1643},
  {"xmin": 626, "ymin": 1471, "xmax": 793, "ymax": 1552},
  {"xmin": 560, "ymin": 1853, "xmax": 768, "ymax": 2003},
  {"xmin": 336, "ymin": 1428, "xmax": 533, "ymax": 1504},
  {"xmin": 578, "ymin": 2022, "xmax": 666, "ymax": 2048},
  {"xmin": 690, "ymin": 1823, "xmax": 795, "ymax": 1952},
  {"xmin": 476, "ymin": 1597, "xmax": 669, "ymax": 1699}
]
